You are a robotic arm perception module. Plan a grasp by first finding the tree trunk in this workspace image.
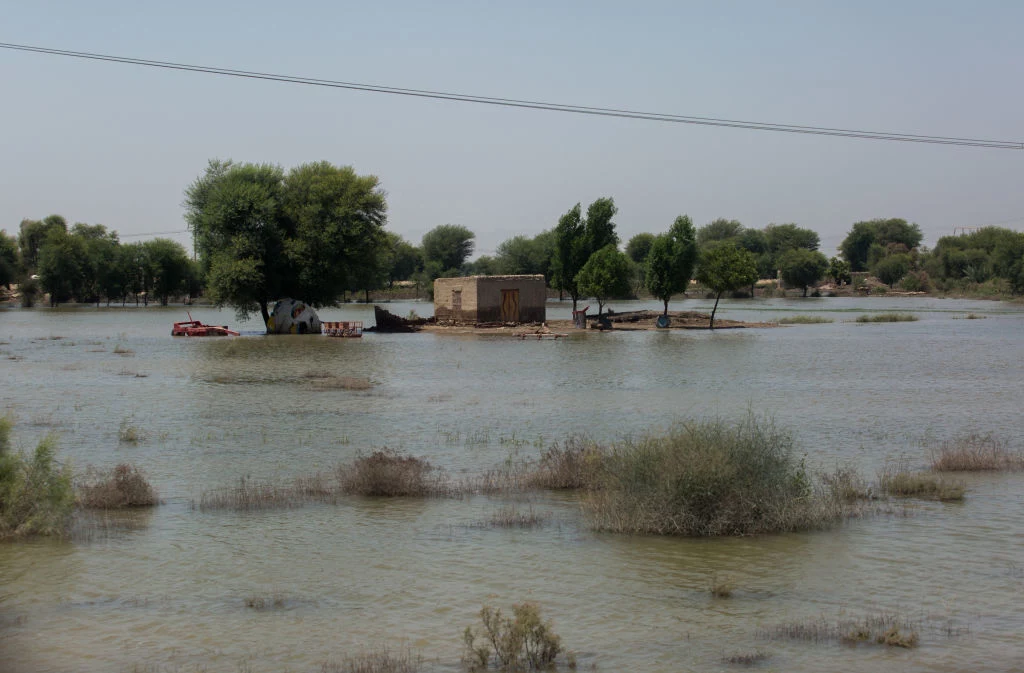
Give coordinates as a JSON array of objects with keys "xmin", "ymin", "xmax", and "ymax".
[
  {"xmin": 663, "ymin": 298, "xmax": 669, "ymax": 316},
  {"xmin": 597, "ymin": 299, "xmax": 604, "ymax": 319},
  {"xmin": 364, "ymin": 289, "xmax": 370, "ymax": 304},
  {"xmin": 709, "ymin": 291, "xmax": 722, "ymax": 329},
  {"xmin": 571, "ymin": 295, "xmax": 578, "ymax": 314},
  {"xmin": 260, "ymin": 299, "xmax": 270, "ymax": 332},
  {"xmin": 802, "ymin": 286, "xmax": 808, "ymax": 297}
]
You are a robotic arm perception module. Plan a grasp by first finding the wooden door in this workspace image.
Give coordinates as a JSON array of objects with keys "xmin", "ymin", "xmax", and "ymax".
[{"xmin": 500, "ymin": 289, "xmax": 520, "ymax": 322}]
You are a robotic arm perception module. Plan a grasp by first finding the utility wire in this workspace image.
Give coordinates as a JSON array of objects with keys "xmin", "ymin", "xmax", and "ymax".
[{"xmin": 2, "ymin": 41, "xmax": 1022, "ymax": 150}]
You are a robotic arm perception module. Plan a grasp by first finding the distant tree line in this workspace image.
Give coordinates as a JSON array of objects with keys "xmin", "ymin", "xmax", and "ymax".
[
  {"xmin": 1, "ymin": 215, "xmax": 196, "ymax": 307},
  {"xmin": 6, "ymin": 161, "xmax": 1024, "ymax": 320}
]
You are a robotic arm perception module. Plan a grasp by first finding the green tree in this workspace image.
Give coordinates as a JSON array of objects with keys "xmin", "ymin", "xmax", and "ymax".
[
  {"xmin": 387, "ymin": 235, "xmax": 422, "ymax": 285},
  {"xmin": 695, "ymin": 244, "xmax": 758, "ymax": 329},
  {"xmin": 764, "ymin": 223, "xmax": 820, "ymax": 254},
  {"xmin": 0, "ymin": 231, "xmax": 19, "ymax": 288},
  {"xmin": 422, "ymin": 224, "xmax": 475, "ymax": 275},
  {"xmin": 575, "ymin": 244, "xmax": 631, "ymax": 319},
  {"xmin": 697, "ymin": 218, "xmax": 743, "ymax": 247},
  {"xmin": 827, "ymin": 257, "xmax": 852, "ymax": 286},
  {"xmin": 840, "ymin": 218, "xmax": 922, "ymax": 271},
  {"xmin": 70, "ymin": 223, "xmax": 119, "ymax": 305},
  {"xmin": 495, "ymin": 234, "xmax": 549, "ymax": 276},
  {"xmin": 37, "ymin": 228, "xmax": 90, "ymax": 306},
  {"xmin": 778, "ymin": 248, "xmax": 828, "ymax": 297},
  {"xmin": 18, "ymin": 215, "xmax": 67, "ymax": 272},
  {"xmin": 873, "ymin": 254, "xmax": 911, "ymax": 288},
  {"xmin": 626, "ymin": 233, "xmax": 656, "ymax": 264},
  {"xmin": 185, "ymin": 160, "xmax": 387, "ymax": 327},
  {"xmin": 144, "ymin": 238, "xmax": 192, "ymax": 305},
  {"xmin": 583, "ymin": 197, "xmax": 619, "ymax": 256},
  {"xmin": 553, "ymin": 203, "xmax": 586, "ymax": 311},
  {"xmin": 646, "ymin": 215, "xmax": 698, "ymax": 315}
]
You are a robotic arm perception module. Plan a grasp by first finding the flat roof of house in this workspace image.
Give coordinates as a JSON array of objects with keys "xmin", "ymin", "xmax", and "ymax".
[{"xmin": 435, "ymin": 275, "xmax": 545, "ymax": 282}]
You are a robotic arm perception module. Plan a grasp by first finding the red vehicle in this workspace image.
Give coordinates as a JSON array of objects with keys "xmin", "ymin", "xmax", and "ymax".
[{"xmin": 172, "ymin": 313, "xmax": 239, "ymax": 337}]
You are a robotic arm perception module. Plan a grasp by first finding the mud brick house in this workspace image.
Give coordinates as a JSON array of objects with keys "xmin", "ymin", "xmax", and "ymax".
[{"xmin": 433, "ymin": 275, "xmax": 546, "ymax": 324}]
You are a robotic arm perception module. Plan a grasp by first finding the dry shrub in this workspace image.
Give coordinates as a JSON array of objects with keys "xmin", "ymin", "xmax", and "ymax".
[
  {"xmin": 854, "ymin": 313, "xmax": 918, "ymax": 323},
  {"xmin": 526, "ymin": 437, "xmax": 603, "ymax": 490},
  {"xmin": 877, "ymin": 461, "xmax": 965, "ymax": 501},
  {"xmin": 463, "ymin": 603, "xmax": 564, "ymax": 671},
  {"xmin": 336, "ymin": 450, "xmax": 447, "ymax": 497},
  {"xmin": 77, "ymin": 464, "xmax": 159, "ymax": 509},
  {"xmin": 245, "ymin": 590, "xmax": 287, "ymax": 610},
  {"xmin": 820, "ymin": 466, "xmax": 872, "ymax": 502},
  {"xmin": 321, "ymin": 647, "xmax": 423, "ymax": 673},
  {"xmin": 930, "ymin": 433, "xmax": 1023, "ymax": 471}
]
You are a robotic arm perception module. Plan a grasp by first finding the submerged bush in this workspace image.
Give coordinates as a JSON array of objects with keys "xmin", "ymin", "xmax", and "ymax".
[
  {"xmin": 0, "ymin": 419, "xmax": 75, "ymax": 539},
  {"xmin": 463, "ymin": 603, "xmax": 566, "ymax": 671},
  {"xmin": 583, "ymin": 416, "xmax": 847, "ymax": 536},
  {"xmin": 855, "ymin": 313, "xmax": 918, "ymax": 323},
  {"xmin": 776, "ymin": 315, "xmax": 834, "ymax": 324},
  {"xmin": 877, "ymin": 461, "xmax": 965, "ymax": 501},
  {"xmin": 525, "ymin": 437, "xmax": 603, "ymax": 490},
  {"xmin": 337, "ymin": 449, "xmax": 447, "ymax": 497},
  {"xmin": 77, "ymin": 464, "xmax": 159, "ymax": 509}
]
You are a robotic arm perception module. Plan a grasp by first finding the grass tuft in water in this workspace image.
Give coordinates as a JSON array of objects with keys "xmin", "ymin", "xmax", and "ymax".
[
  {"xmin": 877, "ymin": 461, "xmax": 965, "ymax": 501},
  {"xmin": 776, "ymin": 315, "xmax": 833, "ymax": 324},
  {"xmin": 763, "ymin": 612, "xmax": 920, "ymax": 648},
  {"xmin": 930, "ymin": 433, "xmax": 1023, "ymax": 471},
  {"xmin": 321, "ymin": 646, "xmax": 424, "ymax": 673},
  {"xmin": 854, "ymin": 313, "xmax": 918, "ymax": 323},
  {"xmin": 481, "ymin": 504, "xmax": 549, "ymax": 529},
  {"xmin": 710, "ymin": 573, "xmax": 736, "ymax": 598},
  {"xmin": 722, "ymin": 651, "xmax": 769, "ymax": 666}
]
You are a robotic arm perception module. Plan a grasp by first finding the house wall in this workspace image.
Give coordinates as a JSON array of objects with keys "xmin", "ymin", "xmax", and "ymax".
[{"xmin": 433, "ymin": 275, "xmax": 546, "ymax": 324}]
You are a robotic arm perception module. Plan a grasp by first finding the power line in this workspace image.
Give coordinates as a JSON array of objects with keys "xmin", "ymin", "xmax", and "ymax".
[{"xmin": 2, "ymin": 41, "xmax": 1021, "ymax": 150}]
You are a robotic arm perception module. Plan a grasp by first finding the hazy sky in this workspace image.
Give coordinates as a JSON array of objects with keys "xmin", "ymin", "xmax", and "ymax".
[{"xmin": 2, "ymin": 1, "xmax": 1022, "ymax": 257}]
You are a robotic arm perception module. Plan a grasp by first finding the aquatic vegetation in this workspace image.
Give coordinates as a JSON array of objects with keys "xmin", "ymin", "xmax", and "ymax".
[
  {"xmin": 930, "ymin": 433, "xmax": 1023, "ymax": 471},
  {"xmin": 244, "ymin": 590, "xmax": 287, "ymax": 611},
  {"xmin": 337, "ymin": 449, "xmax": 448, "ymax": 497},
  {"xmin": 307, "ymin": 375, "xmax": 374, "ymax": 391},
  {"xmin": 525, "ymin": 437, "xmax": 603, "ymax": 490},
  {"xmin": 722, "ymin": 651, "xmax": 770, "ymax": 666},
  {"xmin": 854, "ymin": 313, "xmax": 918, "ymax": 323},
  {"xmin": 583, "ymin": 415, "xmax": 857, "ymax": 536},
  {"xmin": 197, "ymin": 476, "xmax": 307, "ymax": 511},
  {"xmin": 0, "ymin": 419, "xmax": 75, "ymax": 539},
  {"xmin": 463, "ymin": 603, "xmax": 565, "ymax": 671},
  {"xmin": 76, "ymin": 464, "xmax": 159, "ymax": 509},
  {"xmin": 710, "ymin": 573, "xmax": 736, "ymax": 598},
  {"xmin": 776, "ymin": 315, "xmax": 834, "ymax": 324},
  {"xmin": 321, "ymin": 646, "xmax": 424, "ymax": 673},
  {"xmin": 118, "ymin": 418, "xmax": 144, "ymax": 444},
  {"xmin": 762, "ymin": 612, "xmax": 920, "ymax": 648},
  {"xmin": 480, "ymin": 504, "xmax": 548, "ymax": 529},
  {"xmin": 877, "ymin": 461, "xmax": 965, "ymax": 501}
]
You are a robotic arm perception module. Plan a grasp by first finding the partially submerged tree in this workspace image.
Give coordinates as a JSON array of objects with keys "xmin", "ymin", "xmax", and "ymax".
[
  {"xmin": 873, "ymin": 253, "xmax": 911, "ymax": 288},
  {"xmin": 184, "ymin": 159, "xmax": 387, "ymax": 327},
  {"xmin": 778, "ymin": 248, "xmax": 829, "ymax": 297},
  {"xmin": 553, "ymin": 204, "xmax": 587, "ymax": 311},
  {"xmin": 695, "ymin": 244, "xmax": 758, "ymax": 329},
  {"xmin": 575, "ymin": 244, "xmax": 631, "ymax": 319}
]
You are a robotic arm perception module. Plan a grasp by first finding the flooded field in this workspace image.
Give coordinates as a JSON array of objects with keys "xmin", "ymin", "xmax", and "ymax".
[{"xmin": 1, "ymin": 297, "xmax": 1022, "ymax": 672}]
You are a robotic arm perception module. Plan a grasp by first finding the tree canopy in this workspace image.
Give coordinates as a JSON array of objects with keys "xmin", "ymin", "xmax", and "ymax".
[
  {"xmin": 184, "ymin": 159, "xmax": 387, "ymax": 326},
  {"xmin": 778, "ymin": 248, "xmax": 828, "ymax": 296},
  {"xmin": 575, "ymin": 244, "xmax": 632, "ymax": 318},
  {"xmin": 646, "ymin": 215, "xmax": 698, "ymax": 315},
  {"xmin": 839, "ymin": 218, "xmax": 922, "ymax": 271},
  {"xmin": 695, "ymin": 243, "xmax": 758, "ymax": 328},
  {"xmin": 422, "ymin": 224, "xmax": 475, "ymax": 276},
  {"xmin": 553, "ymin": 197, "xmax": 619, "ymax": 311}
]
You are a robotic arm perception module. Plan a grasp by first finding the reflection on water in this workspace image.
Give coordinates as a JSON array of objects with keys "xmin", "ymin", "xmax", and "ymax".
[{"xmin": 1, "ymin": 298, "xmax": 1023, "ymax": 672}]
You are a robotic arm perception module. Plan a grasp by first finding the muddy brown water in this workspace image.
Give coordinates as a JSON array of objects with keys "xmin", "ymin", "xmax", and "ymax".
[{"xmin": 1, "ymin": 298, "xmax": 1022, "ymax": 672}]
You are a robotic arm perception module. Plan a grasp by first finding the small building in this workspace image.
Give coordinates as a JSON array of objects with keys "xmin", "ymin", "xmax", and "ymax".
[{"xmin": 434, "ymin": 275, "xmax": 546, "ymax": 324}]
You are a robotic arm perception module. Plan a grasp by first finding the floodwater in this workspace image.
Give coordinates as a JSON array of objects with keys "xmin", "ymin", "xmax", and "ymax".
[{"xmin": 1, "ymin": 297, "xmax": 1022, "ymax": 673}]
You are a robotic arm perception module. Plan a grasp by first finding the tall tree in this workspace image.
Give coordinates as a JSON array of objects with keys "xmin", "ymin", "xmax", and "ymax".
[
  {"xmin": 18, "ymin": 215, "xmax": 67, "ymax": 272},
  {"xmin": 695, "ymin": 243, "xmax": 758, "ymax": 329},
  {"xmin": 37, "ymin": 228, "xmax": 89, "ymax": 306},
  {"xmin": 421, "ymin": 224, "xmax": 475, "ymax": 275},
  {"xmin": 646, "ymin": 215, "xmax": 699, "ymax": 316},
  {"xmin": 575, "ymin": 244, "xmax": 631, "ymax": 319},
  {"xmin": 553, "ymin": 203, "xmax": 586, "ymax": 311},
  {"xmin": 144, "ymin": 238, "xmax": 192, "ymax": 305},
  {"xmin": 583, "ymin": 197, "xmax": 619, "ymax": 255},
  {"xmin": 840, "ymin": 218, "xmax": 922, "ymax": 271},
  {"xmin": 185, "ymin": 160, "xmax": 387, "ymax": 327}
]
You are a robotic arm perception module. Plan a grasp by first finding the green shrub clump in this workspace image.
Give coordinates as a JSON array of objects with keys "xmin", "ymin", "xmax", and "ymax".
[
  {"xmin": 584, "ymin": 416, "xmax": 832, "ymax": 536},
  {"xmin": 0, "ymin": 418, "xmax": 74, "ymax": 539},
  {"xmin": 464, "ymin": 603, "xmax": 565, "ymax": 671}
]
